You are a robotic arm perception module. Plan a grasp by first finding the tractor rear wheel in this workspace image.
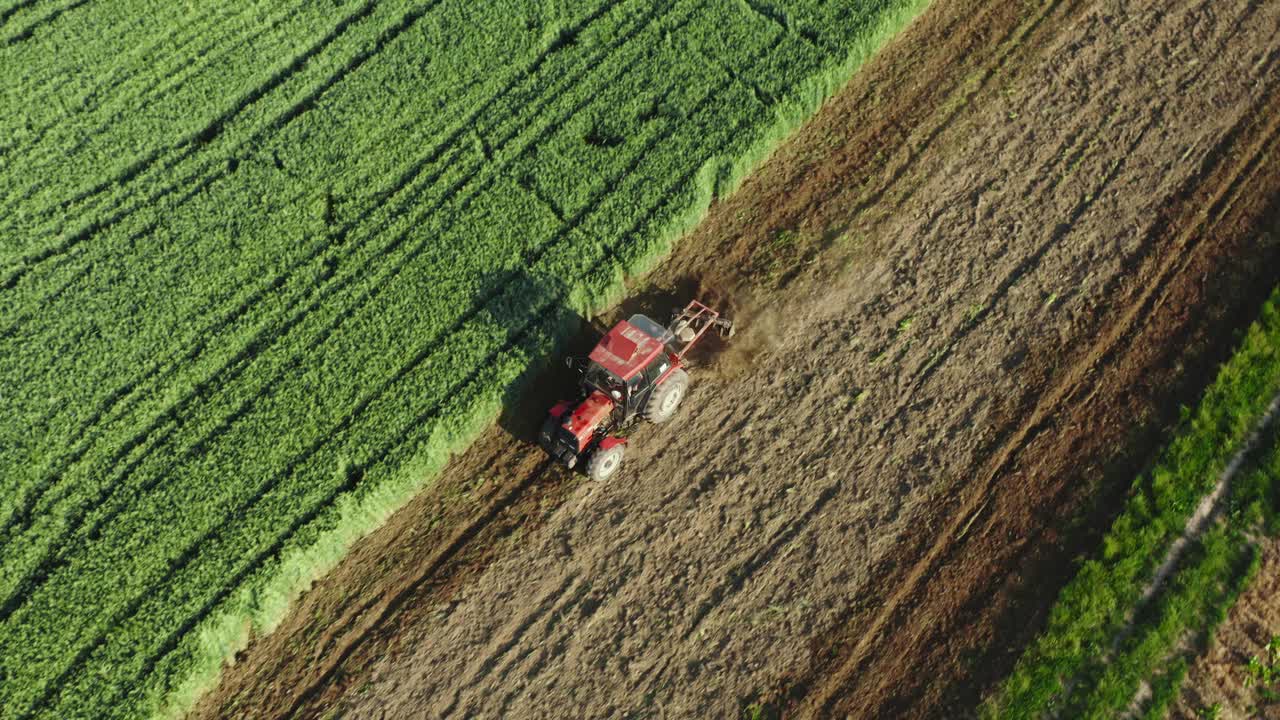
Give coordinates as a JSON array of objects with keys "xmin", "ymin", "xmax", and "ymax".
[
  {"xmin": 586, "ymin": 443, "xmax": 625, "ymax": 481},
  {"xmin": 644, "ymin": 368, "xmax": 689, "ymax": 423}
]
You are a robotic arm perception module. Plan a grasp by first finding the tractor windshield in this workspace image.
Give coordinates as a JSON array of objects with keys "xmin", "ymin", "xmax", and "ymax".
[
  {"xmin": 583, "ymin": 363, "xmax": 623, "ymax": 397},
  {"xmin": 628, "ymin": 314, "xmax": 674, "ymax": 345}
]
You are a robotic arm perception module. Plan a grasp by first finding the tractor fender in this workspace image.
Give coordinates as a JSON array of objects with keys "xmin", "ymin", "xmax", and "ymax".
[
  {"xmin": 598, "ymin": 436, "xmax": 628, "ymax": 451},
  {"xmin": 655, "ymin": 356, "xmax": 684, "ymax": 384}
]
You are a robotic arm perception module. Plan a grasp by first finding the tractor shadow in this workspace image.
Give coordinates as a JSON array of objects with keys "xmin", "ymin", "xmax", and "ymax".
[
  {"xmin": 478, "ymin": 267, "xmax": 592, "ymax": 447},
  {"xmin": 605, "ymin": 274, "xmax": 702, "ymax": 323},
  {"xmin": 493, "ymin": 330, "xmax": 595, "ymax": 448}
]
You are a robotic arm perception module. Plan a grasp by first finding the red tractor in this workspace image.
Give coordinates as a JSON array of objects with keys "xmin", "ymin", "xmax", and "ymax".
[{"xmin": 538, "ymin": 300, "xmax": 734, "ymax": 481}]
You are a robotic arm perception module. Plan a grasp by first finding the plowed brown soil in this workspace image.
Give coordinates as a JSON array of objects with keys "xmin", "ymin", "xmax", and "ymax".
[
  {"xmin": 1173, "ymin": 537, "xmax": 1280, "ymax": 720},
  {"xmin": 192, "ymin": 0, "xmax": 1280, "ymax": 717}
]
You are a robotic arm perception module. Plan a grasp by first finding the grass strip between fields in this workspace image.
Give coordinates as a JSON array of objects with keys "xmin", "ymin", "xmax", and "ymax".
[{"xmin": 982, "ymin": 286, "xmax": 1280, "ymax": 719}]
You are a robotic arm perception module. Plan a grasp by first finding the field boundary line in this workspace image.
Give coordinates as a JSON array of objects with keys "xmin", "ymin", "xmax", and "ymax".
[
  {"xmin": 143, "ymin": 86, "xmax": 760, "ymax": 720},
  {"xmin": 279, "ymin": 460, "xmax": 555, "ymax": 720}
]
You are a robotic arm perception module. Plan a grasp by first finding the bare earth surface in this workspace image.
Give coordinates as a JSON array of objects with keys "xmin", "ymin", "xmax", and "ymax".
[
  {"xmin": 1173, "ymin": 537, "xmax": 1280, "ymax": 720},
  {"xmin": 194, "ymin": 0, "xmax": 1280, "ymax": 717}
]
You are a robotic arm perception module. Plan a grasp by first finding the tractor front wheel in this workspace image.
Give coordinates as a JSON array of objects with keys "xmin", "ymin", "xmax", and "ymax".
[
  {"xmin": 586, "ymin": 443, "xmax": 625, "ymax": 481},
  {"xmin": 644, "ymin": 368, "xmax": 689, "ymax": 423}
]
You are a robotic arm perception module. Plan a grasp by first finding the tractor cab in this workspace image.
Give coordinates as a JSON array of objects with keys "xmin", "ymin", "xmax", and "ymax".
[
  {"xmin": 539, "ymin": 300, "xmax": 733, "ymax": 481},
  {"xmin": 582, "ymin": 315, "xmax": 675, "ymax": 420}
]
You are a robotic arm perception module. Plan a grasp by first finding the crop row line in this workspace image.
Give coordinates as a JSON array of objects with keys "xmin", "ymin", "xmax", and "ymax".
[
  {"xmin": 0, "ymin": 0, "xmax": 621, "ymax": 450},
  {"xmin": 0, "ymin": 0, "xmax": 941, "ymax": 716},
  {"xmin": 0, "ymin": 0, "xmax": 710, "ymax": 634},
  {"xmin": 737, "ymin": 0, "xmax": 839, "ymax": 55},
  {"xmin": 0, "ymin": 0, "xmax": 235, "ymax": 166},
  {"xmin": 0, "ymin": 0, "xmax": 476, "ymax": 338},
  {"xmin": 0, "ymin": 0, "xmax": 660, "ymax": 556},
  {"xmin": 0, "ymin": 0, "xmax": 464, "ymax": 519},
  {"xmin": 0, "ymin": 0, "xmax": 621, "ymax": 328},
  {"xmin": 0, "ymin": 0, "xmax": 39, "ymax": 27},
  {"xmin": 1037, "ymin": 76, "xmax": 1280, "ymax": 720},
  {"xmin": 833, "ymin": 9, "xmax": 1273, "ymax": 711},
  {"xmin": 0, "ymin": 0, "xmax": 388, "ymax": 288},
  {"xmin": 982, "ymin": 289, "xmax": 1280, "ymax": 717},
  {"xmin": 18, "ymin": 26, "xmax": 720, "ymax": 621},
  {"xmin": 0, "ymin": 0, "xmax": 309, "ymax": 202},
  {"xmin": 0, "ymin": 85, "xmax": 495, "ymax": 347},
  {"xmin": 130, "ymin": 84, "xmax": 756, "ymax": 705},
  {"xmin": 0, "ymin": 0, "xmax": 665, "ymax": 528},
  {"xmin": 0, "ymin": 0, "xmax": 86, "ymax": 47}
]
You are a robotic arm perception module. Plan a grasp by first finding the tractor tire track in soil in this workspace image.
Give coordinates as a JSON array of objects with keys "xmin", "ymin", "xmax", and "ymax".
[{"xmin": 194, "ymin": 0, "xmax": 1280, "ymax": 717}]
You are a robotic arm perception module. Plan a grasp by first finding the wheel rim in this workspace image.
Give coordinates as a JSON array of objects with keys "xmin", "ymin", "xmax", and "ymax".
[
  {"xmin": 662, "ymin": 387, "xmax": 682, "ymax": 414},
  {"xmin": 600, "ymin": 452, "xmax": 619, "ymax": 476}
]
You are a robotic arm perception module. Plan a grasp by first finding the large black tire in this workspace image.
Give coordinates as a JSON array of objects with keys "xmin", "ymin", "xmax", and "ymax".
[
  {"xmin": 586, "ymin": 443, "xmax": 625, "ymax": 481},
  {"xmin": 643, "ymin": 368, "xmax": 689, "ymax": 423}
]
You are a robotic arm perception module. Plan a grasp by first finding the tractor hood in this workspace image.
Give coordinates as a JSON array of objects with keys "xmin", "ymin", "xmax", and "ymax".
[{"xmin": 563, "ymin": 390, "xmax": 615, "ymax": 450}]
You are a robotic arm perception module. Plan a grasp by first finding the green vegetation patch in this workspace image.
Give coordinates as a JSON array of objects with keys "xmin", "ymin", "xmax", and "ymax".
[{"xmin": 983, "ymin": 288, "xmax": 1280, "ymax": 719}]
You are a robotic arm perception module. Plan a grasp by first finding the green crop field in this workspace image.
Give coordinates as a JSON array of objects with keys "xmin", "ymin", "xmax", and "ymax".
[{"xmin": 0, "ymin": 0, "xmax": 927, "ymax": 717}]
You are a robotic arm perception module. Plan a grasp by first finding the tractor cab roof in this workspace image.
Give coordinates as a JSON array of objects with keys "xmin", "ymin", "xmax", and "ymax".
[{"xmin": 588, "ymin": 317, "xmax": 669, "ymax": 380}]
